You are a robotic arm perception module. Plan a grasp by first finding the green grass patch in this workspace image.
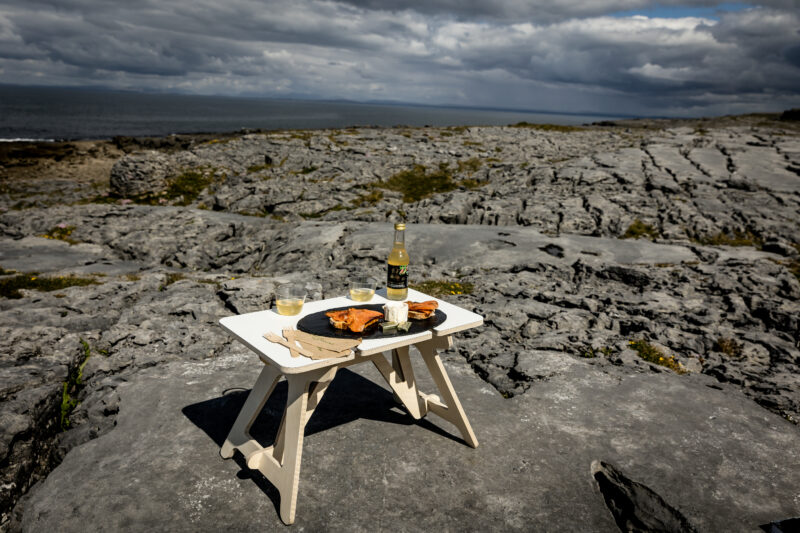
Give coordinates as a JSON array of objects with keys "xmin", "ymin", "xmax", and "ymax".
[
  {"xmin": 692, "ymin": 230, "xmax": 763, "ymax": 247},
  {"xmin": 410, "ymin": 280, "xmax": 474, "ymax": 297},
  {"xmin": 629, "ymin": 339, "xmax": 687, "ymax": 374},
  {"xmin": 377, "ymin": 163, "xmax": 457, "ymax": 203},
  {"xmin": 0, "ymin": 273, "xmax": 98, "ymax": 299},
  {"xmin": 327, "ymin": 134, "xmax": 349, "ymax": 146},
  {"xmin": 127, "ymin": 167, "xmax": 219, "ymax": 206},
  {"xmin": 456, "ymin": 159, "xmax": 491, "ymax": 188},
  {"xmin": 581, "ymin": 346, "xmax": 614, "ymax": 358},
  {"xmin": 789, "ymin": 260, "xmax": 800, "ymax": 282},
  {"xmin": 166, "ymin": 170, "xmax": 214, "ymax": 206},
  {"xmin": 159, "ymin": 272, "xmax": 186, "ymax": 290},
  {"xmin": 511, "ymin": 122, "xmax": 585, "ymax": 132},
  {"xmin": 713, "ymin": 337, "xmax": 743, "ymax": 358},
  {"xmin": 462, "ymin": 140, "xmax": 483, "ymax": 147},
  {"xmin": 89, "ymin": 168, "xmax": 218, "ymax": 207},
  {"xmin": 385, "ymin": 208, "xmax": 407, "ymax": 220},
  {"xmin": 40, "ymin": 225, "xmax": 79, "ymax": 244},
  {"xmin": 351, "ymin": 189, "xmax": 383, "ymax": 208},
  {"xmin": 621, "ymin": 219, "xmax": 659, "ymax": 240},
  {"xmin": 289, "ymin": 131, "xmax": 313, "ymax": 141},
  {"xmin": 60, "ymin": 339, "xmax": 92, "ymax": 430},
  {"xmin": 247, "ymin": 163, "xmax": 272, "ymax": 173},
  {"xmin": 236, "ymin": 209, "xmax": 267, "ymax": 218},
  {"xmin": 461, "ymin": 177, "xmax": 489, "ymax": 189},
  {"xmin": 457, "ymin": 157, "xmax": 482, "ymax": 174},
  {"xmin": 197, "ymin": 278, "xmax": 222, "ymax": 289}
]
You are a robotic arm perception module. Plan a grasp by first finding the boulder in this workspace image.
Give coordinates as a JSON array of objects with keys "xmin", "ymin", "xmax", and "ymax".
[{"xmin": 109, "ymin": 151, "xmax": 171, "ymax": 197}]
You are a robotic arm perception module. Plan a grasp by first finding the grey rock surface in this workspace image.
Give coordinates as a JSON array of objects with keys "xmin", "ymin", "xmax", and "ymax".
[
  {"xmin": 17, "ymin": 350, "xmax": 800, "ymax": 532},
  {"xmin": 0, "ymin": 237, "xmax": 143, "ymax": 276},
  {"xmin": 1, "ymin": 118, "xmax": 799, "ymax": 530},
  {"xmin": 93, "ymin": 125, "xmax": 800, "ymax": 249}
]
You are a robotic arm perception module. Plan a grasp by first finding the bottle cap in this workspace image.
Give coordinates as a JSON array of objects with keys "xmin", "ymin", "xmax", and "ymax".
[{"xmin": 394, "ymin": 223, "xmax": 406, "ymax": 230}]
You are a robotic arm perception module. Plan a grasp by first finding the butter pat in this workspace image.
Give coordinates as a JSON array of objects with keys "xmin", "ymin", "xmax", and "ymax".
[{"xmin": 383, "ymin": 301, "xmax": 408, "ymax": 324}]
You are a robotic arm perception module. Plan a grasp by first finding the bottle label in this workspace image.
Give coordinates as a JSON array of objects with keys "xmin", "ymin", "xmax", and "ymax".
[{"xmin": 387, "ymin": 264, "xmax": 408, "ymax": 289}]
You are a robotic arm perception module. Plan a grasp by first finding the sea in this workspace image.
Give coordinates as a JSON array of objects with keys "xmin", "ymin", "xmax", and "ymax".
[{"xmin": 0, "ymin": 85, "xmax": 627, "ymax": 141}]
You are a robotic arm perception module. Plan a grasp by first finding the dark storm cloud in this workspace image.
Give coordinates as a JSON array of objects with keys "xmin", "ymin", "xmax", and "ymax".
[
  {"xmin": 434, "ymin": 10, "xmax": 800, "ymax": 96},
  {"xmin": 0, "ymin": 0, "xmax": 798, "ymax": 116}
]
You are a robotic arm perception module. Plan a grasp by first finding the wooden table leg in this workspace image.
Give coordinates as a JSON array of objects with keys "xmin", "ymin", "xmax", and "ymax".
[
  {"xmin": 222, "ymin": 365, "xmax": 337, "ymax": 525},
  {"xmin": 417, "ymin": 337, "xmax": 479, "ymax": 448},
  {"xmin": 274, "ymin": 374, "xmax": 311, "ymax": 525},
  {"xmin": 372, "ymin": 347, "xmax": 423, "ymax": 419},
  {"xmin": 221, "ymin": 363, "xmax": 282, "ymax": 459},
  {"xmin": 273, "ymin": 366, "xmax": 337, "ymax": 466}
]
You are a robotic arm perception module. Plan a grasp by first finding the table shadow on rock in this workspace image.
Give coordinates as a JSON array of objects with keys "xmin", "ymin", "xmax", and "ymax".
[{"xmin": 182, "ymin": 368, "xmax": 464, "ymax": 512}]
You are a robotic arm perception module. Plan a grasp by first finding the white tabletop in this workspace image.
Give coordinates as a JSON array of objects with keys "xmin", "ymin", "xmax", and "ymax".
[{"xmin": 219, "ymin": 288, "xmax": 483, "ymax": 374}]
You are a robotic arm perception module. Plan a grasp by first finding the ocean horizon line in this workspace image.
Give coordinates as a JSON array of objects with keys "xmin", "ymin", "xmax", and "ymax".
[
  {"xmin": 0, "ymin": 84, "xmax": 660, "ymax": 141},
  {"xmin": 0, "ymin": 82, "xmax": 647, "ymax": 121}
]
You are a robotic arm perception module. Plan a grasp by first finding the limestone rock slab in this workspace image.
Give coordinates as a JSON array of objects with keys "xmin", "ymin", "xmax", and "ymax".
[{"xmin": 18, "ymin": 351, "xmax": 800, "ymax": 532}]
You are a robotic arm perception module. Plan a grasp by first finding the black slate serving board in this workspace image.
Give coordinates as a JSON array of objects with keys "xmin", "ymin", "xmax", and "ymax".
[{"xmin": 296, "ymin": 304, "xmax": 446, "ymax": 340}]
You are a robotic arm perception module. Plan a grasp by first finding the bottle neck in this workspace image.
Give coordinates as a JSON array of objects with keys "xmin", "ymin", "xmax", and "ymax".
[{"xmin": 393, "ymin": 229, "xmax": 405, "ymax": 246}]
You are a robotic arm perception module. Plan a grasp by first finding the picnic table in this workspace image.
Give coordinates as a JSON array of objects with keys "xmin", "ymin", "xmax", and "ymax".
[{"xmin": 218, "ymin": 288, "xmax": 483, "ymax": 525}]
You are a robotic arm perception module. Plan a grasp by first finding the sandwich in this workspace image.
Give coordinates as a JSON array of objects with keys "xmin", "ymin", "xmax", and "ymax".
[
  {"xmin": 326, "ymin": 308, "xmax": 384, "ymax": 333},
  {"xmin": 406, "ymin": 300, "xmax": 438, "ymax": 320}
]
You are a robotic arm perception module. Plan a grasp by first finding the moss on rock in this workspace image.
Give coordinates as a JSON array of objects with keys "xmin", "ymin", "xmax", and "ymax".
[
  {"xmin": 629, "ymin": 339, "xmax": 687, "ymax": 374},
  {"xmin": 410, "ymin": 280, "xmax": 474, "ymax": 297},
  {"xmin": 0, "ymin": 273, "xmax": 99, "ymax": 299},
  {"xmin": 621, "ymin": 220, "xmax": 659, "ymax": 240}
]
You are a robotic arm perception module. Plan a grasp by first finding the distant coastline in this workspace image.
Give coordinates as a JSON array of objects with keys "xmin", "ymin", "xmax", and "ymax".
[
  {"xmin": 0, "ymin": 138, "xmax": 57, "ymax": 143},
  {"xmin": 0, "ymin": 84, "xmax": 629, "ymax": 142}
]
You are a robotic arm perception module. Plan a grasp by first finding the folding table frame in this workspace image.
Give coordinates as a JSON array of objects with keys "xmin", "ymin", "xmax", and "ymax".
[{"xmin": 219, "ymin": 289, "xmax": 482, "ymax": 525}]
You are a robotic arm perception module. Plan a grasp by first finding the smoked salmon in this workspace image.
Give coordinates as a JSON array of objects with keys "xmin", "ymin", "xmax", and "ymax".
[{"xmin": 326, "ymin": 308, "xmax": 384, "ymax": 333}]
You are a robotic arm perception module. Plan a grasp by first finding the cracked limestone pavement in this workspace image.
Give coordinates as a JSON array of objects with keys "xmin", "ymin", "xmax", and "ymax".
[{"xmin": 0, "ymin": 115, "xmax": 799, "ymax": 530}]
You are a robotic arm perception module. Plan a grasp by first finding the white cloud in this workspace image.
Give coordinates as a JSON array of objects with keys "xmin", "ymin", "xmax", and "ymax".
[{"xmin": 629, "ymin": 63, "xmax": 695, "ymax": 81}]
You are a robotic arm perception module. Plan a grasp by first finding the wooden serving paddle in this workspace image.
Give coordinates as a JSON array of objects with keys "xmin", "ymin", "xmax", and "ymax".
[
  {"xmin": 292, "ymin": 329, "xmax": 361, "ymax": 351},
  {"xmin": 264, "ymin": 329, "xmax": 361, "ymax": 360}
]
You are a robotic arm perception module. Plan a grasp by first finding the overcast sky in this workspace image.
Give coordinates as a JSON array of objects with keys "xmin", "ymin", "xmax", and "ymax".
[{"xmin": 1, "ymin": 1, "xmax": 799, "ymax": 116}]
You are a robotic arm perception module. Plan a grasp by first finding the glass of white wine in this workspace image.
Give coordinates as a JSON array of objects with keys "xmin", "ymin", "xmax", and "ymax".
[
  {"xmin": 349, "ymin": 276, "xmax": 375, "ymax": 302},
  {"xmin": 275, "ymin": 284, "xmax": 306, "ymax": 316}
]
